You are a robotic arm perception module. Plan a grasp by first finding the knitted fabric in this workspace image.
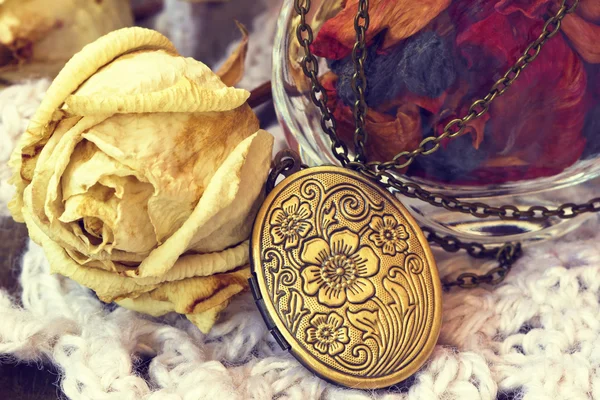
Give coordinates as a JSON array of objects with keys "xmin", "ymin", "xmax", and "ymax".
[{"xmin": 1, "ymin": 4, "xmax": 600, "ymax": 400}]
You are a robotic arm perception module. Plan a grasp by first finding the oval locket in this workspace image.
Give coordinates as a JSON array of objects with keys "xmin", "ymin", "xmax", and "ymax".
[{"xmin": 249, "ymin": 166, "xmax": 442, "ymax": 389}]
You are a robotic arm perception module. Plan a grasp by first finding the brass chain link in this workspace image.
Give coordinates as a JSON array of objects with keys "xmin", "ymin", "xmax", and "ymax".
[
  {"xmin": 295, "ymin": 0, "xmax": 352, "ymax": 165},
  {"xmin": 422, "ymin": 227, "xmax": 523, "ymax": 289},
  {"xmin": 293, "ymin": 0, "xmax": 594, "ymax": 288},
  {"xmin": 350, "ymin": 0, "xmax": 370, "ymax": 162},
  {"xmin": 349, "ymin": 163, "xmax": 600, "ymax": 220}
]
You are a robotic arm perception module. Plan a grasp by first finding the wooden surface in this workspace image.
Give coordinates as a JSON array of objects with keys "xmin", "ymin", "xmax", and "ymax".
[{"xmin": 0, "ymin": 216, "xmax": 59, "ymax": 399}]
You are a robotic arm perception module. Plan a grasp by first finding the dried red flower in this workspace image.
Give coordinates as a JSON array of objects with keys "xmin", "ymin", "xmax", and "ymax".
[
  {"xmin": 311, "ymin": 0, "xmax": 451, "ymax": 60},
  {"xmin": 456, "ymin": 7, "xmax": 589, "ymax": 174},
  {"xmin": 314, "ymin": 0, "xmax": 597, "ymax": 184}
]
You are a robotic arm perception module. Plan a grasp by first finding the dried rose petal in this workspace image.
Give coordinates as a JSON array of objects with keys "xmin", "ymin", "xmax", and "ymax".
[
  {"xmin": 494, "ymin": 0, "xmax": 553, "ymax": 19},
  {"xmin": 0, "ymin": 0, "xmax": 132, "ymax": 81},
  {"xmin": 562, "ymin": 13, "xmax": 600, "ymax": 64},
  {"xmin": 578, "ymin": 0, "xmax": 600, "ymax": 23},
  {"xmin": 322, "ymin": 72, "xmax": 422, "ymax": 162},
  {"xmin": 117, "ymin": 267, "xmax": 251, "ymax": 334},
  {"xmin": 311, "ymin": 0, "xmax": 451, "ymax": 60},
  {"xmin": 462, "ymin": 14, "xmax": 588, "ymax": 171},
  {"xmin": 457, "ymin": 11, "xmax": 539, "ymax": 75}
]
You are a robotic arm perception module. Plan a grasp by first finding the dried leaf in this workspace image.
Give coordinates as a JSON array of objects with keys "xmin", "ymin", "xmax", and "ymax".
[{"xmin": 216, "ymin": 21, "xmax": 249, "ymax": 87}]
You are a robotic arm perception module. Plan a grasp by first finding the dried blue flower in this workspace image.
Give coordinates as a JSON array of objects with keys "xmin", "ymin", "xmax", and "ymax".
[
  {"xmin": 413, "ymin": 131, "xmax": 486, "ymax": 181},
  {"xmin": 329, "ymin": 31, "xmax": 457, "ymax": 108},
  {"xmin": 399, "ymin": 31, "xmax": 457, "ymax": 98}
]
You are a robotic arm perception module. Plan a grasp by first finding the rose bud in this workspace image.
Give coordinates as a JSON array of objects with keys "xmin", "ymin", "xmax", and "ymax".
[
  {"xmin": 0, "ymin": 0, "xmax": 132, "ymax": 82},
  {"xmin": 8, "ymin": 27, "xmax": 274, "ymax": 333}
]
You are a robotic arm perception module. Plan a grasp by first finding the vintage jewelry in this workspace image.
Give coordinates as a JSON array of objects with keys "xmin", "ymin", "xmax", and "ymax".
[
  {"xmin": 250, "ymin": 164, "xmax": 441, "ymax": 388},
  {"xmin": 250, "ymin": 0, "xmax": 594, "ymax": 390}
]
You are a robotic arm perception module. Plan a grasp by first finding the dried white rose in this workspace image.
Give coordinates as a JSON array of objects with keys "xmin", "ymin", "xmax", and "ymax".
[
  {"xmin": 9, "ymin": 27, "xmax": 273, "ymax": 332},
  {"xmin": 0, "ymin": 0, "xmax": 132, "ymax": 81}
]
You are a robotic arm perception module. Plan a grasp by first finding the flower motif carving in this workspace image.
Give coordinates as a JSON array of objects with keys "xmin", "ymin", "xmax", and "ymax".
[
  {"xmin": 254, "ymin": 169, "xmax": 441, "ymax": 387},
  {"xmin": 270, "ymin": 196, "xmax": 313, "ymax": 250},
  {"xmin": 300, "ymin": 229, "xmax": 380, "ymax": 307},
  {"xmin": 306, "ymin": 312, "xmax": 349, "ymax": 356},
  {"xmin": 369, "ymin": 215, "xmax": 409, "ymax": 256}
]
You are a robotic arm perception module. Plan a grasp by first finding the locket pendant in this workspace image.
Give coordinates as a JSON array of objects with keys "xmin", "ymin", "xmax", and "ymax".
[{"xmin": 249, "ymin": 165, "xmax": 442, "ymax": 389}]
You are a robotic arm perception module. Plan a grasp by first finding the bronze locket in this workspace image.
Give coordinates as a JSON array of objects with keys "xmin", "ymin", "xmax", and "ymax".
[{"xmin": 249, "ymin": 165, "xmax": 442, "ymax": 389}]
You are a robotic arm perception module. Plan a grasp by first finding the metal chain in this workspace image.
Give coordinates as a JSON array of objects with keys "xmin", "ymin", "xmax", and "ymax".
[
  {"xmin": 295, "ymin": 0, "xmax": 352, "ymax": 166},
  {"xmin": 293, "ymin": 0, "xmax": 595, "ymax": 288},
  {"xmin": 350, "ymin": 0, "xmax": 370, "ymax": 162},
  {"xmin": 423, "ymin": 228, "xmax": 522, "ymax": 289},
  {"xmin": 350, "ymin": 162, "xmax": 600, "ymax": 220}
]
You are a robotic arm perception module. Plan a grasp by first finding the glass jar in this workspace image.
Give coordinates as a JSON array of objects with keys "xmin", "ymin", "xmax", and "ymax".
[{"xmin": 272, "ymin": 0, "xmax": 600, "ymax": 245}]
